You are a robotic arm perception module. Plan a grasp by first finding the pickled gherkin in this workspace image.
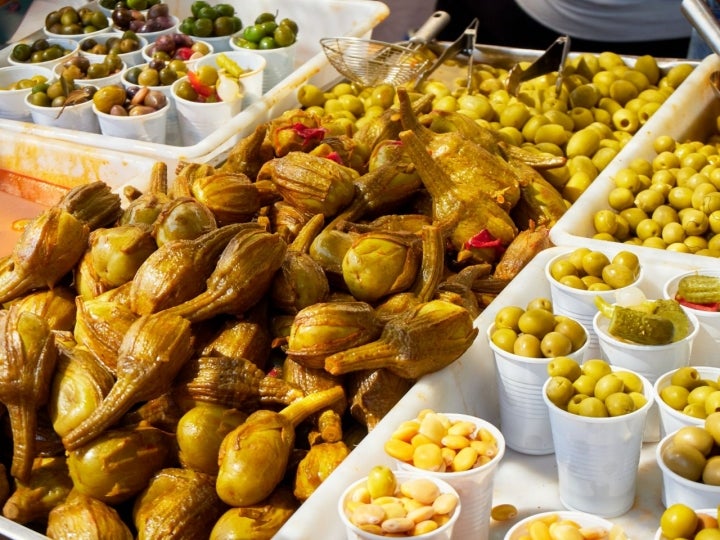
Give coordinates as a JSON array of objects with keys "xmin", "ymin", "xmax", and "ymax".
[{"xmin": 677, "ymin": 275, "xmax": 720, "ymax": 304}]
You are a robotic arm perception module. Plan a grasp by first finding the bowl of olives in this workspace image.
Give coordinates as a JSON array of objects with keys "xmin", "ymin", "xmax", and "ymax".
[
  {"xmin": 654, "ymin": 366, "xmax": 720, "ymax": 438},
  {"xmin": 8, "ymin": 38, "xmax": 80, "ymax": 69},
  {"xmin": 177, "ymin": 1, "xmax": 243, "ymax": 53},
  {"xmin": 53, "ymin": 54, "xmax": 126, "ymax": 88},
  {"xmin": 24, "ymin": 82, "xmax": 100, "ymax": 133},
  {"xmin": 504, "ymin": 510, "xmax": 622, "ymax": 540},
  {"xmin": 44, "ymin": 5, "xmax": 111, "ymax": 39},
  {"xmin": 656, "ymin": 417, "xmax": 720, "ymax": 509},
  {"xmin": 92, "ymin": 84, "xmax": 169, "ymax": 144},
  {"xmin": 655, "ymin": 504, "xmax": 719, "ymax": 539},
  {"xmin": 78, "ymin": 32, "xmax": 148, "ymax": 68},
  {"xmin": 141, "ymin": 33, "xmax": 213, "ymax": 69},
  {"xmin": 0, "ymin": 65, "xmax": 54, "ymax": 121}
]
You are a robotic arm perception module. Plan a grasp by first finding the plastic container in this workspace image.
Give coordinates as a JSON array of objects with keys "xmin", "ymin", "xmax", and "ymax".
[
  {"xmin": 25, "ymin": 91, "xmax": 100, "ymax": 133},
  {"xmin": 229, "ymin": 37, "xmax": 297, "ymax": 94},
  {"xmin": 0, "ymin": 0, "xmax": 390, "ymax": 161},
  {"xmin": 193, "ymin": 50, "xmax": 266, "ymax": 107},
  {"xmin": 53, "ymin": 58, "xmax": 126, "ymax": 88},
  {"xmin": 94, "ymin": 101, "xmax": 169, "ymax": 144},
  {"xmin": 7, "ymin": 37, "xmax": 80, "ymax": 69},
  {"xmin": 141, "ymin": 35, "xmax": 213, "ymax": 69},
  {"xmin": 0, "ymin": 64, "xmax": 55, "ymax": 121},
  {"xmin": 488, "ymin": 321, "xmax": 588, "ymax": 455}
]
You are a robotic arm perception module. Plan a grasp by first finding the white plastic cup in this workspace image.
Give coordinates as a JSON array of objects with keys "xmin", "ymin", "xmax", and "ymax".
[
  {"xmin": 488, "ymin": 322, "xmax": 588, "ymax": 455},
  {"xmin": 664, "ymin": 269, "xmax": 720, "ymax": 345},
  {"xmin": 171, "ymin": 75, "xmax": 244, "ymax": 146},
  {"xmin": 229, "ymin": 38, "xmax": 297, "ymax": 93},
  {"xmin": 78, "ymin": 33, "xmax": 148, "ymax": 67},
  {"xmin": 394, "ymin": 414, "xmax": 504, "ymax": 540},
  {"xmin": 141, "ymin": 37, "xmax": 214, "ymax": 70},
  {"xmin": 592, "ymin": 309, "xmax": 699, "ymax": 384},
  {"xmin": 338, "ymin": 470, "xmax": 461, "ymax": 540},
  {"xmin": 0, "ymin": 65, "xmax": 55, "ymax": 121},
  {"xmin": 195, "ymin": 50, "xmax": 266, "ymax": 106},
  {"xmin": 25, "ymin": 93, "xmax": 100, "ymax": 133},
  {"xmin": 657, "ymin": 431, "xmax": 720, "ymax": 509},
  {"xmin": 542, "ymin": 367, "xmax": 654, "ymax": 517},
  {"xmin": 53, "ymin": 59, "xmax": 127, "ymax": 88},
  {"xmin": 504, "ymin": 510, "xmax": 620, "ymax": 540},
  {"xmin": 544, "ymin": 252, "xmax": 645, "ymax": 360},
  {"xmin": 94, "ymin": 102, "xmax": 169, "ymax": 144},
  {"xmin": 7, "ymin": 38, "xmax": 80, "ymax": 70},
  {"xmin": 653, "ymin": 366, "xmax": 720, "ymax": 438}
]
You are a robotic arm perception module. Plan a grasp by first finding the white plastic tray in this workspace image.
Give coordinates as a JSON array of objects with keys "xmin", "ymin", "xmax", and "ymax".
[
  {"xmin": 550, "ymin": 53, "xmax": 720, "ymax": 266},
  {"xmin": 0, "ymin": 0, "xmax": 389, "ymax": 165},
  {"xmin": 271, "ymin": 244, "xmax": 720, "ymax": 539}
]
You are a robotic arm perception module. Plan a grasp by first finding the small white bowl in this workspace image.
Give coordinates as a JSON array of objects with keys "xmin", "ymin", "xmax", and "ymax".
[
  {"xmin": 593, "ymin": 308, "xmax": 700, "ymax": 384},
  {"xmin": 25, "ymin": 90, "xmax": 100, "ymax": 133},
  {"xmin": 141, "ymin": 36, "xmax": 213, "ymax": 69},
  {"xmin": 664, "ymin": 269, "xmax": 720, "ymax": 344},
  {"xmin": 653, "ymin": 366, "xmax": 720, "ymax": 437},
  {"xmin": 54, "ymin": 58, "xmax": 127, "ymax": 88},
  {"xmin": 504, "ymin": 511, "xmax": 621, "ymax": 540},
  {"xmin": 7, "ymin": 38, "xmax": 80, "ymax": 70},
  {"xmin": 93, "ymin": 101, "xmax": 168, "ymax": 144},
  {"xmin": 657, "ymin": 430, "xmax": 720, "ymax": 509},
  {"xmin": 0, "ymin": 65, "xmax": 55, "ymax": 121},
  {"xmin": 112, "ymin": 15, "xmax": 180, "ymax": 43},
  {"xmin": 78, "ymin": 33, "xmax": 148, "ymax": 67}
]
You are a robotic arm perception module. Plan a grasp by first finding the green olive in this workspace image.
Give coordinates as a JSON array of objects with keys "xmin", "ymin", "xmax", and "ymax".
[
  {"xmin": 540, "ymin": 331, "xmax": 573, "ymax": 358},
  {"xmin": 605, "ymin": 392, "xmax": 635, "ymax": 416},
  {"xmin": 661, "ymin": 384, "xmax": 690, "ymax": 411},
  {"xmin": 660, "ymin": 503, "xmax": 699, "ymax": 539},
  {"xmin": 572, "ymin": 374, "xmax": 597, "ymax": 396},
  {"xmin": 491, "ymin": 327, "xmax": 517, "ymax": 353},
  {"xmin": 705, "ymin": 411, "xmax": 720, "ymax": 446},
  {"xmin": 670, "ymin": 366, "xmax": 702, "ymax": 389},
  {"xmin": 366, "ymin": 465, "xmax": 396, "ymax": 499},
  {"xmin": 526, "ymin": 297, "xmax": 553, "ymax": 312},
  {"xmin": 517, "ymin": 308, "xmax": 556, "ymax": 339},
  {"xmin": 673, "ymin": 425, "xmax": 714, "ymax": 456},
  {"xmin": 593, "ymin": 373, "xmax": 624, "ymax": 401},
  {"xmin": 547, "ymin": 356, "xmax": 582, "ymax": 381},
  {"xmin": 662, "ymin": 439, "xmax": 706, "ymax": 481},
  {"xmin": 703, "ymin": 455, "xmax": 720, "ymax": 485},
  {"xmin": 494, "ymin": 306, "xmax": 525, "ymax": 332},
  {"xmin": 513, "ymin": 333, "xmax": 542, "ymax": 357},
  {"xmin": 582, "ymin": 359, "xmax": 612, "ymax": 381},
  {"xmin": 581, "ymin": 251, "xmax": 610, "ymax": 277},
  {"xmin": 545, "ymin": 376, "xmax": 575, "ymax": 408},
  {"xmin": 576, "ymin": 396, "xmax": 608, "ymax": 417},
  {"xmin": 553, "ymin": 317, "xmax": 587, "ymax": 351},
  {"xmin": 601, "ymin": 263, "xmax": 636, "ymax": 289},
  {"xmin": 566, "ymin": 248, "xmax": 591, "ymax": 271}
]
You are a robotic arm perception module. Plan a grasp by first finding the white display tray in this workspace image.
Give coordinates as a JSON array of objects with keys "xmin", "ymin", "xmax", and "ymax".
[
  {"xmin": 550, "ymin": 53, "xmax": 720, "ymax": 266},
  {"xmin": 0, "ymin": 0, "xmax": 389, "ymax": 165}
]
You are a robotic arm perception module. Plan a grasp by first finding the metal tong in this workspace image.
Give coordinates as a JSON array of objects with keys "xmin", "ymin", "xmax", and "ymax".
[
  {"xmin": 505, "ymin": 35, "xmax": 571, "ymax": 96},
  {"xmin": 413, "ymin": 18, "xmax": 479, "ymax": 90},
  {"xmin": 682, "ymin": 0, "xmax": 720, "ymax": 56}
]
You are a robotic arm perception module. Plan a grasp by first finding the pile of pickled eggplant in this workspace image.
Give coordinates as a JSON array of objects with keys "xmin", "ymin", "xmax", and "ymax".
[{"xmin": 0, "ymin": 81, "xmax": 576, "ymax": 538}]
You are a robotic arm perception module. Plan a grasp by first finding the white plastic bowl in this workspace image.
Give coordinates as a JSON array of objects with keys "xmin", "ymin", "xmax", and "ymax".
[
  {"xmin": 53, "ymin": 58, "xmax": 127, "ymax": 88},
  {"xmin": 664, "ymin": 269, "xmax": 720, "ymax": 344},
  {"xmin": 504, "ymin": 511, "xmax": 622, "ymax": 540},
  {"xmin": 657, "ymin": 430, "xmax": 720, "ymax": 509},
  {"xmin": 653, "ymin": 366, "xmax": 720, "ymax": 437},
  {"xmin": 141, "ymin": 36, "xmax": 213, "ymax": 69},
  {"xmin": 0, "ymin": 65, "xmax": 55, "ymax": 121},
  {"xmin": 25, "ymin": 91, "xmax": 100, "ymax": 133},
  {"xmin": 7, "ymin": 38, "xmax": 80, "ymax": 70},
  {"xmin": 112, "ymin": 15, "xmax": 180, "ymax": 43},
  {"xmin": 78, "ymin": 33, "xmax": 148, "ymax": 67}
]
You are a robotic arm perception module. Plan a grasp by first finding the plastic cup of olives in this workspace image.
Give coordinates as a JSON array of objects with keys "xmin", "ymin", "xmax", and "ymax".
[
  {"xmin": 24, "ymin": 89, "xmax": 100, "ymax": 134},
  {"xmin": 112, "ymin": 14, "xmax": 180, "ymax": 42},
  {"xmin": 653, "ymin": 366, "xmax": 720, "ymax": 439},
  {"xmin": 544, "ymin": 250, "xmax": 644, "ymax": 359},
  {"xmin": 141, "ymin": 35, "xmax": 213, "ymax": 70},
  {"xmin": 44, "ymin": 16, "xmax": 112, "ymax": 41},
  {"xmin": 53, "ymin": 58, "xmax": 127, "ymax": 88},
  {"xmin": 79, "ymin": 33, "xmax": 149, "ymax": 68},
  {"xmin": 487, "ymin": 322, "xmax": 588, "ymax": 456},
  {"xmin": 664, "ymin": 269, "xmax": 720, "ymax": 345},
  {"xmin": 93, "ymin": 100, "xmax": 169, "ymax": 144},
  {"xmin": 338, "ymin": 469, "xmax": 461, "ymax": 540},
  {"xmin": 195, "ymin": 50, "xmax": 267, "ymax": 106},
  {"xmin": 7, "ymin": 38, "xmax": 80, "ymax": 70},
  {"xmin": 392, "ymin": 413, "xmax": 504, "ymax": 540},
  {"xmin": 0, "ymin": 65, "xmax": 55, "ymax": 121},
  {"xmin": 657, "ymin": 430, "xmax": 720, "ymax": 510},
  {"xmin": 653, "ymin": 507, "xmax": 718, "ymax": 539},
  {"xmin": 542, "ymin": 366, "xmax": 654, "ymax": 517},
  {"xmin": 229, "ymin": 37, "xmax": 297, "ymax": 94},
  {"xmin": 504, "ymin": 510, "xmax": 620, "ymax": 540}
]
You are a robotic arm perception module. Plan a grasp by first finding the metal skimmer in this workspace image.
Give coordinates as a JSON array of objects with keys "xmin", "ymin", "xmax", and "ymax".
[{"xmin": 320, "ymin": 11, "xmax": 450, "ymax": 87}]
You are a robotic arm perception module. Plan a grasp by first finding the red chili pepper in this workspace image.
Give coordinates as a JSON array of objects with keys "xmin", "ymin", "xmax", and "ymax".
[
  {"xmin": 279, "ymin": 122, "xmax": 327, "ymax": 148},
  {"xmin": 187, "ymin": 70, "xmax": 215, "ymax": 98},
  {"xmin": 676, "ymin": 297, "xmax": 720, "ymax": 312},
  {"xmin": 324, "ymin": 151, "xmax": 343, "ymax": 165},
  {"xmin": 464, "ymin": 229, "xmax": 506, "ymax": 257},
  {"xmin": 175, "ymin": 47, "xmax": 193, "ymax": 61}
]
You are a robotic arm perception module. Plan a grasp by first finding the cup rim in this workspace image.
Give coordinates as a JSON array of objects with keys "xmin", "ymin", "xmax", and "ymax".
[
  {"xmin": 0, "ymin": 66, "xmax": 55, "ymax": 95},
  {"xmin": 53, "ymin": 57, "xmax": 127, "ymax": 85},
  {"xmin": 504, "ymin": 510, "xmax": 617, "ymax": 540},
  {"xmin": 228, "ymin": 35, "xmax": 299, "ymax": 54},
  {"xmin": 544, "ymin": 251, "xmax": 644, "ymax": 297},
  {"xmin": 656, "ymin": 430, "xmax": 720, "ymax": 492},
  {"xmin": 44, "ymin": 17, "xmax": 112, "ymax": 40},
  {"xmin": 542, "ymin": 365, "xmax": 655, "ymax": 423},
  {"xmin": 392, "ymin": 412, "xmax": 506, "ymax": 478},
  {"xmin": 592, "ymin": 308, "xmax": 700, "ymax": 350},
  {"xmin": 338, "ymin": 470, "xmax": 462, "ymax": 539},
  {"xmin": 663, "ymin": 269, "xmax": 720, "ymax": 319}
]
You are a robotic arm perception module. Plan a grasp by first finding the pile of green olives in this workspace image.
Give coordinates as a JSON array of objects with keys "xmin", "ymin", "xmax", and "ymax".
[
  {"xmin": 659, "ymin": 366, "xmax": 720, "ymax": 420},
  {"xmin": 179, "ymin": 1, "xmax": 242, "ymax": 38},
  {"xmin": 232, "ymin": 12, "xmax": 298, "ymax": 50},
  {"xmin": 590, "ymin": 133, "xmax": 720, "ymax": 258},
  {"xmin": 544, "ymin": 357, "xmax": 647, "ymax": 417},
  {"xmin": 45, "ymin": 6, "xmax": 109, "ymax": 35},
  {"xmin": 11, "ymin": 39, "xmax": 73, "ymax": 64},
  {"xmin": 659, "ymin": 503, "xmax": 720, "ymax": 539},
  {"xmin": 490, "ymin": 297, "xmax": 587, "ymax": 358},
  {"xmin": 55, "ymin": 54, "xmax": 124, "ymax": 82},
  {"xmin": 661, "ymin": 414, "xmax": 720, "ymax": 485},
  {"xmin": 548, "ymin": 247, "xmax": 640, "ymax": 291}
]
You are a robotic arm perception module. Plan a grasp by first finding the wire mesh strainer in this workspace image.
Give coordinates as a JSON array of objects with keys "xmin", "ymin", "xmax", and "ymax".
[{"xmin": 320, "ymin": 11, "xmax": 450, "ymax": 87}]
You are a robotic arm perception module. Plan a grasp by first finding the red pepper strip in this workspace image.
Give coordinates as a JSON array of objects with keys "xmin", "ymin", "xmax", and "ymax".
[
  {"xmin": 324, "ymin": 151, "xmax": 343, "ymax": 165},
  {"xmin": 464, "ymin": 229, "xmax": 506, "ymax": 257},
  {"xmin": 676, "ymin": 296, "xmax": 720, "ymax": 312},
  {"xmin": 187, "ymin": 70, "xmax": 215, "ymax": 98},
  {"xmin": 285, "ymin": 122, "xmax": 328, "ymax": 148}
]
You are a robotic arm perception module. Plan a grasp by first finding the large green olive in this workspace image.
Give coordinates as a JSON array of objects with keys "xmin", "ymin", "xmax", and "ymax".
[
  {"xmin": 661, "ymin": 439, "xmax": 706, "ymax": 481},
  {"xmin": 673, "ymin": 425, "xmax": 714, "ymax": 456},
  {"xmin": 92, "ymin": 85, "xmax": 127, "ymax": 114}
]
